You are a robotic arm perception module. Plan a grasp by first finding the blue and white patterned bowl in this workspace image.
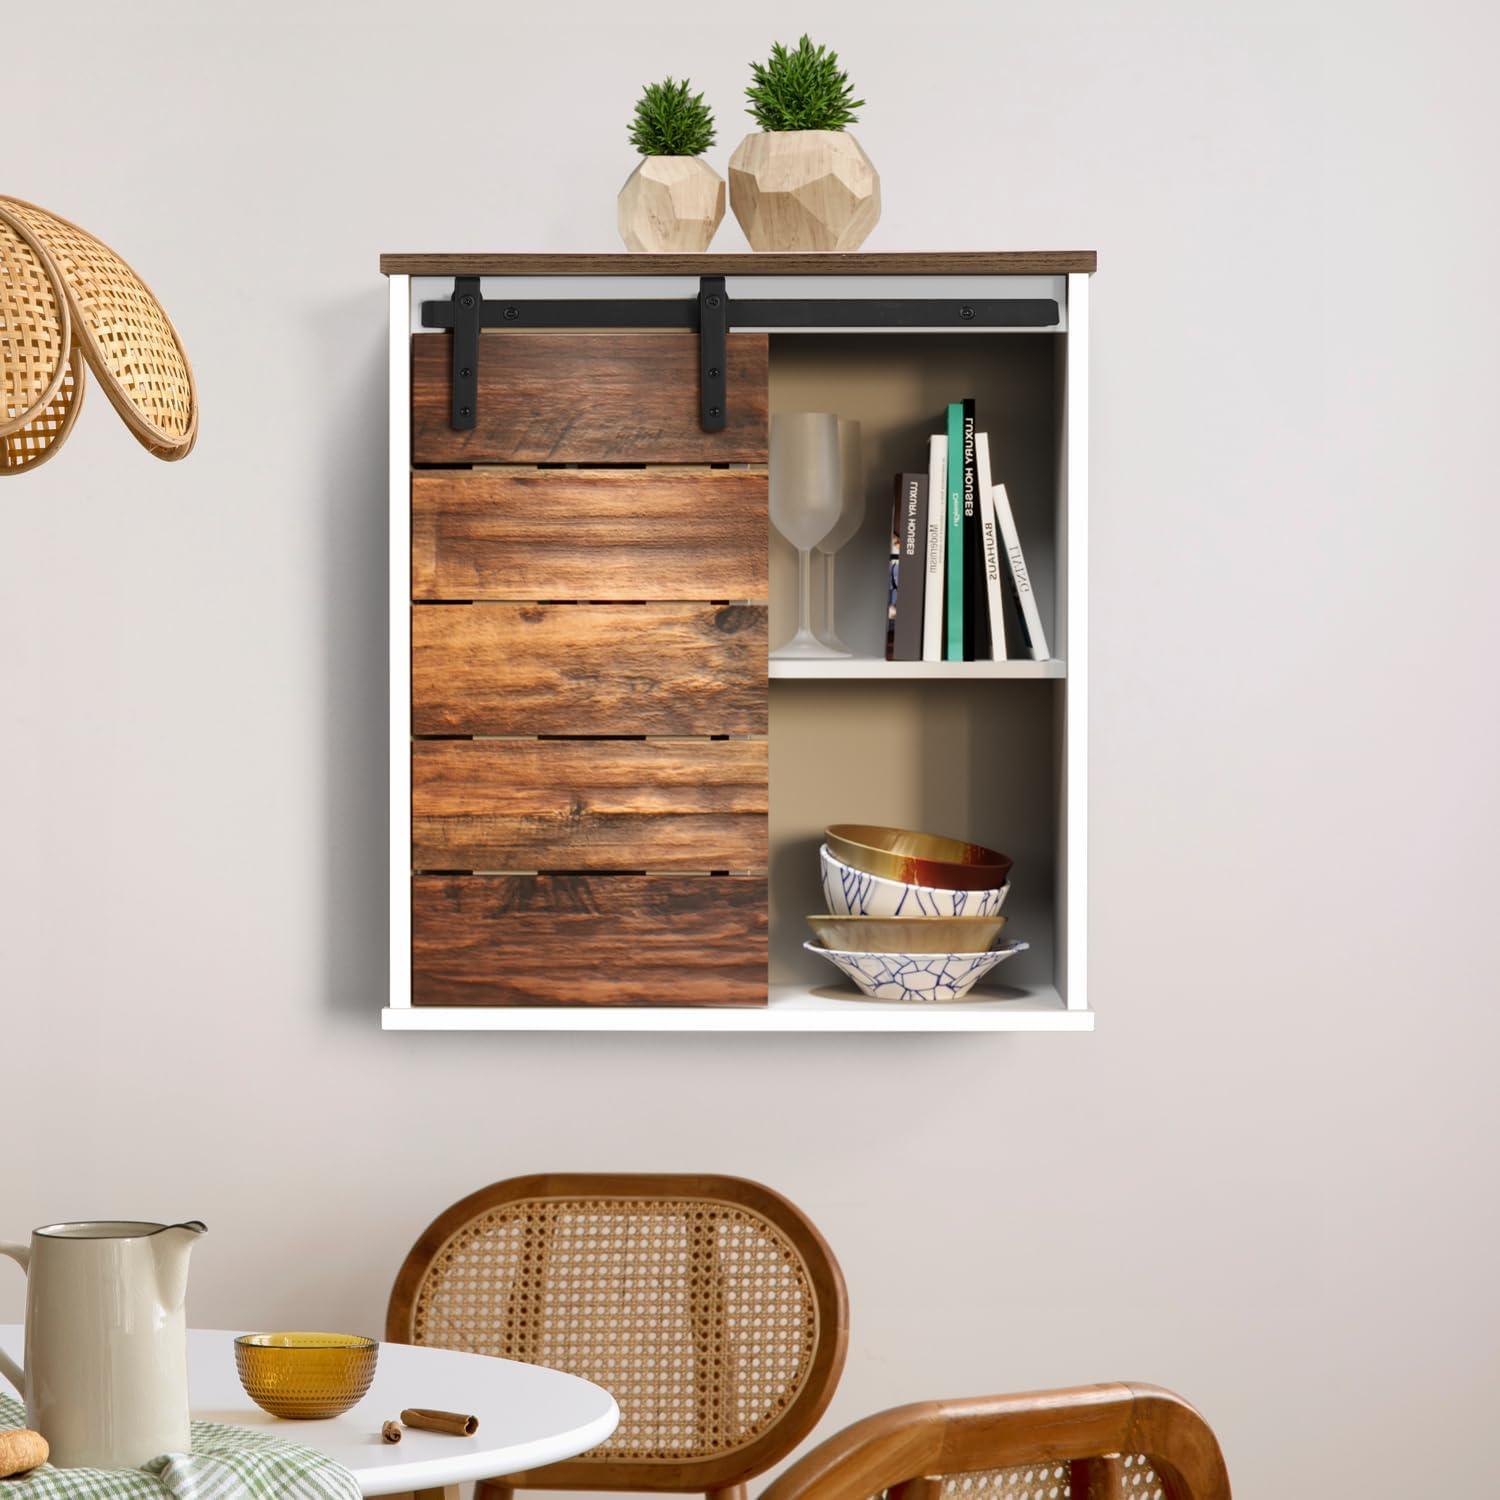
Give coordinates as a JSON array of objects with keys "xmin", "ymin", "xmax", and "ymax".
[
  {"xmin": 820, "ymin": 845, "xmax": 1010, "ymax": 918},
  {"xmin": 804, "ymin": 939, "xmax": 1030, "ymax": 1002}
]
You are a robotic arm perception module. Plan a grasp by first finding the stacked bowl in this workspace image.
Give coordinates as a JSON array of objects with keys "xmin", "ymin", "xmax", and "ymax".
[{"xmin": 807, "ymin": 825, "xmax": 1026, "ymax": 1002}]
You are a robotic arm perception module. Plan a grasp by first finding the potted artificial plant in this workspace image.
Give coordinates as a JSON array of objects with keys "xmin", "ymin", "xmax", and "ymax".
[
  {"xmin": 729, "ymin": 35, "xmax": 879, "ymax": 252},
  {"xmin": 618, "ymin": 77, "xmax": 725, "ymax": 253}
]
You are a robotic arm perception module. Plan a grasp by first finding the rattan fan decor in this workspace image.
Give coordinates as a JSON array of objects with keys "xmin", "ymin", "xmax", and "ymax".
[
  {"xmin": 1, "ymin": 202, "xmax": 71, "ymax": 442},
  {"xmin": 2, "ymin": 345, "xmax": 86, "ymax": 473},
  {"xmin": 0, "ymin": 195, "xmax": 196, "ymax": 469}
]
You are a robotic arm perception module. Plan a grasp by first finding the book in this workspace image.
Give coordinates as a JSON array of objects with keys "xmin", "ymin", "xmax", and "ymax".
[
  {"xmin": 944, "ymin": 402, "xmax": 964, "ymax": 660},
  {"xmin": 922, "ymin": 435, "xmax": 947, "ymax": 661},
  {"xmin": 884, "ymin": 488, "xmax": 901, "ymax": 661},
  {"xmin": 974, "ymin": 432, "xmax": 1008, "ymax": 659},
  {"xmin": 887, "ymin": 473, "xmax": 927, "ymax": 661},
  {"xmin": 960, "ymin": 398, "xmax": 989, "ymax": 660},
  {"xmin": 992, "ymin": 481, "xmax": 1050, "ymax": 660}
]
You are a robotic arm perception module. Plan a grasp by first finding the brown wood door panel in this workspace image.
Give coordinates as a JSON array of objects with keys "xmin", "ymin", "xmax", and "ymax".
[
  {"xmin": 412, "ymin": 468, "xmax": 768, "ymax": 602},
  {"xmin": 412, "ymin": 603, "xmax": 767, "ymax": 737},
  {"xmin": 410, "ymin": 331, "xmax": 768, "ymax": 464},
  {"xmin": 412, "ymin": 739, "xmax": 768, "ymax": 872},
  {"xmin": 412, "ymin": 875, "xmax": 767, "ymax": 1006}
]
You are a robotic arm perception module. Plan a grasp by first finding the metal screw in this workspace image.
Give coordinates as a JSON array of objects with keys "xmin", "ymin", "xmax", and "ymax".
[
  {"xmin": 459, "ymin": 406, "xmax": 472, "ymax": 419},
  {"xmin": 459, "ymin": 367, "xmax": 472, "ymax": 379},
  {"xmin": 459, "ymin": 294, "xmax": 476, "ymax": 310},
  {"xmin": 958, "ymin": 305, "xmax": 975, "ymax": 320},
  {"xmin": 504, "ymin": 306, "xmax": 520, "ymax": 321},
  {"xmin": 708, "ymin": 406, "xmax": 721, "ymax": 418},
  {"xmin": 708, "ymin": 367, "xmax": 721, "ymax": 379},
  {"xmin": 706, "ymin": 294, "xmax": 722, "ymax": 309}
]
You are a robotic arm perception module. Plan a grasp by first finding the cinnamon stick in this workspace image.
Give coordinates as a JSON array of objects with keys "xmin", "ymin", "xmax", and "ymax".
[
  {"xmin": 0, "ymin": 1429, "xmax": 49, "ymax": 1479},
  {"xmin": 381, "ymin": 1421, "xmax": 403, "ymax": 1444},
  {"xmin": 400, "ymin": 1408, "xmax": 479, "ymax": 1437}
]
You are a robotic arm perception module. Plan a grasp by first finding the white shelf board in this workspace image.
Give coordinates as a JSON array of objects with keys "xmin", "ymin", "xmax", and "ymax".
[
  {"xmin": 768, "ymin": 658, "xmax": 1065, "ymax": 681},
  {"xmin": 382, "ymin": 984, "xmax": 1092, "ymax": 1033}
]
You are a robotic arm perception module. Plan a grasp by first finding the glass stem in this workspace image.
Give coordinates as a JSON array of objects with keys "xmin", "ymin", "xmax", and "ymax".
[
  {"xmin": 797, "ymin": 548, "xmax": 814, "ymax": 638},
  {"xmin": 823, "ymin": 553, "xmax": 837, "ymax": 637}
]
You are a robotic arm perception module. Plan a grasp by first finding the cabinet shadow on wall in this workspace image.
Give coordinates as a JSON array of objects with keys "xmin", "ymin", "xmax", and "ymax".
[{"xmin": 318, "ymin": 299, "xmax": 389, "ymax": 1018}]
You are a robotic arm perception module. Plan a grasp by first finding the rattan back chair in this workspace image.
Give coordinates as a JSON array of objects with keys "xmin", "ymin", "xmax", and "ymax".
[
  {"xmin": 387, "ymin": 1173, "xmax": 849, "ymax": 1500},
  {"xmin": 758, "ymin": 1384, "xmax": 1230, "ymax": 1500}
]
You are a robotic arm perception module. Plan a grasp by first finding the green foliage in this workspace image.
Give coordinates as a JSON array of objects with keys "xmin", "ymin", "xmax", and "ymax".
[
  {"xmin": 745, "ymin": 35, "xmax": 864, "ymax": 132},
  {"xmin": 628, "ymin": 78, "xmax": 716, "ymax": 157}
]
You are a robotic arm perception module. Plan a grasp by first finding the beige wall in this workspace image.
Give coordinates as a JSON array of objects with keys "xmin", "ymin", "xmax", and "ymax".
[{"xmin": 4, "ymin": 2, "xmax": 1498, "ymax": 1495}]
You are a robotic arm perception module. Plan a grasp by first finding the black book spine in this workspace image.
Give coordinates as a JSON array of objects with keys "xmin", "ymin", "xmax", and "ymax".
[
  {"xmin": 891, "ymin": 473, "xmax": 928, "ymax": 660},
  {"xmin": 960, "ymin": 399, "xmax": 989, "ymax": 660},
  {"xmin": 884, "ymin": 481, "xmax": 902, "ymax": 661}
]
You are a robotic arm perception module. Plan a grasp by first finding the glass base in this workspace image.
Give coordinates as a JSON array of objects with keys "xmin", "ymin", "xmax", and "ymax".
[
  {"xmin": 820, "ymin": 627, "xmax": 852, "ymax": 654},
  {"xmin": 770, "ymin": 627, "xmax": 852, "ymax": 660}
]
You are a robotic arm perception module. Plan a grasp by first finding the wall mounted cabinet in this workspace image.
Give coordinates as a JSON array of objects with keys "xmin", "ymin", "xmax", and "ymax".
[{"xmin": 382, "ymin": 253, "xmax": 1094, "ymax": 1032}]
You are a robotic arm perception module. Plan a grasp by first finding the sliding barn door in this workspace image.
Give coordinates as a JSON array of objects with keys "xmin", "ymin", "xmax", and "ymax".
[{"xmin": 407, "ymin": 329, "xmax": 769, "ymax": 1006}]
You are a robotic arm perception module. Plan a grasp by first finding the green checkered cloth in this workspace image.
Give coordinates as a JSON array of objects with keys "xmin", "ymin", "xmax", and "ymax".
[{"xmin": 0, "ymin": 1395, "xmax": 361, "ymax": 1500}]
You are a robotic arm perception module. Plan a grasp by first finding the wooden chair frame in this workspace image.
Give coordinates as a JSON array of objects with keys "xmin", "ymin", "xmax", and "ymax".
[
  {"xmin": 387, "ymin": 1173, "xmax": 850, "ymax": 1499},
  {"xmin": 758, "ymin": 1384, "xmax": 1230, "ymax": 1500}
]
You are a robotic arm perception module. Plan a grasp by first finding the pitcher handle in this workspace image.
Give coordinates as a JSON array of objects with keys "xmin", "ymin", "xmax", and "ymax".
[{"xmin": 0, "ymin": 1242, "xmax": 28, "ymax": 1392}]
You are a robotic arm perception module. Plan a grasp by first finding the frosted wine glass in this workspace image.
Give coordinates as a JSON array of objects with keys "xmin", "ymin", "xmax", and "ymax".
[
  {"xmin": 770, "ymin": 412, "xmax": 844, "ymax": 659},
  {"xmin": 815, "ymin": 417, "xmax": 864, "ymax": 656}
]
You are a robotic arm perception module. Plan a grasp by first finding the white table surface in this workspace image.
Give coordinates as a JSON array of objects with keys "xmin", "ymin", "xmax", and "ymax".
[{"xmin": 0, "ymin": 1327, "xmax": 619, "ymax": 1497}]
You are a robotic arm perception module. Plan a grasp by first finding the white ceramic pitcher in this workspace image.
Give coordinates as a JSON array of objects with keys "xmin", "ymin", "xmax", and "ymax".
[{"xmin": 0, "ymin": 1220, "xmax": 206, "ymax": 1468}]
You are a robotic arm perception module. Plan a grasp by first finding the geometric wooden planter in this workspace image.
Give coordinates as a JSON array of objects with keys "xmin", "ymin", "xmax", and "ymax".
[
  {"xmin": 728, "ymin": 131, "xmax": 880, "ymax": 252},
  {"xmin": 618, "ymin": 156, "xmax": 725, "ymax": 253}
]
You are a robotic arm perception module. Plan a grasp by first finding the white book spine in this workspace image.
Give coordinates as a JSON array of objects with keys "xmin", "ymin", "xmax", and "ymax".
[
  {"xmin": 921, "ymin": 435, "xmax": 947, "ymax": 661},
  {"xmin": 992, "ymin": 482, "xmax": 1050, "ymax": 661},
  {"xmin": 974, "ymin": 432, "xmax": 1007, "ymax": 660}
]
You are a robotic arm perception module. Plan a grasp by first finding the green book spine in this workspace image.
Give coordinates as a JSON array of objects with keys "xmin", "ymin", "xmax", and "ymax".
[{"xmin": 945, "ymin": 402, "xmax": 964, "ymax": 660}]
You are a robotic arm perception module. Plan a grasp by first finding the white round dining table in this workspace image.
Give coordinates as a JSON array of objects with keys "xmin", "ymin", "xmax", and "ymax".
[{"xmin": 0, "ymin": 1327, "xmax": 619, "ymax": 1497}]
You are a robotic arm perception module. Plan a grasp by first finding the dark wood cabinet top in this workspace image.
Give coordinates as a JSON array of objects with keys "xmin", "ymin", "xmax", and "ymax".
[{"xmin": 380, "ymin": 250, "xmax": 1095, "ymax": 276}]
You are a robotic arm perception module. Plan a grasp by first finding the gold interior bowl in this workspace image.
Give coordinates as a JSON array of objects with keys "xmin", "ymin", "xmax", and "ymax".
[
  {"xmin": 234, "ymin": 1332, "xmax": 378, "ymax": 1419},
  {"xmin": 826, "ymin": 824, "xmax": 1014, "ymax": 891},
  {"xmin": 807, "ymin": 914, "xmax": 1007, "ymax": 954}
]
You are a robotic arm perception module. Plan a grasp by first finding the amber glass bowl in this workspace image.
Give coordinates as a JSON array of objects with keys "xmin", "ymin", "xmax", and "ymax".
[{"xmin": 234, "ymin": 1332, "xmax": 378, "ymax": 1419}]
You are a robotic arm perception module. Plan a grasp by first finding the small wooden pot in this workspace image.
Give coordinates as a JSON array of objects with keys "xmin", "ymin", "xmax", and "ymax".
[
  {"xmin": 728, "ymin": 130, "xmax": 880, "ymax": 252},
  {"xmin": 617, "ymin": 156, "xmax": 725, "ymax": 253}
]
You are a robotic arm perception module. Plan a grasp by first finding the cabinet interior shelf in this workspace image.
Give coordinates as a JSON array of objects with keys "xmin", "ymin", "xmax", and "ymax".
[{"xmin": 769, "ymin": 658, "xmax": 1065, "ymax": 681}]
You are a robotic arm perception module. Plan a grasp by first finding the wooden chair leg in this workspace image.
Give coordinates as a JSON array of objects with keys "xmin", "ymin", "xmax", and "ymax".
[
  {"xmin": 708, "ymin": 1486, "xmax": 749, "ymax": 1500},
  {"xmin": 476, "ymin": 1485, "xmax": 515, "ymax": 1500},
  {"xmin": 413, "ymin": 1488, "xmax": 461, "ymax": 1500}
]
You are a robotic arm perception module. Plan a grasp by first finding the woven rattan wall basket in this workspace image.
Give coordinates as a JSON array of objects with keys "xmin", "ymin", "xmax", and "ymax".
[
  {"xmin": 0, "ymin": 196, "xmax": 196, "ymax": 472},
  {"xmin": 2, "ymin": 345, "xmax": 86, "ymax": 474},
  {"xmin": 0, "ymin": 201, "xmax": 81, "ymax": 471}
]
